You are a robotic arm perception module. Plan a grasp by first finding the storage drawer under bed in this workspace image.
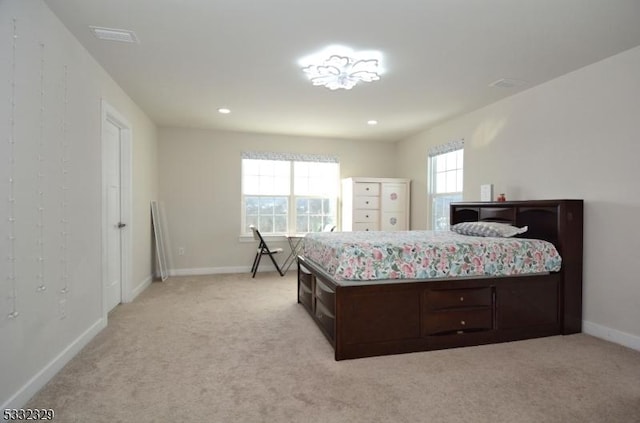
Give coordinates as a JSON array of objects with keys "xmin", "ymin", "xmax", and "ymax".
[
  {"xmin": 314, "ymin": 299, "xmax": 335, "ymax": 341},
  {"xmin": 425, "ymin": 287, "xmax": 492, "ymax": 310},
  {"xmin": 298, "ymin": 282, "xmax": 313, "ymax": 311},
  {"xmin": 298, "ymin": 263, "xmax": 314, "ymax": 311},
  {"xmin": 314, "ymin": 278, "xmax": 335, "ymax": 315},
  {"xmin": 423, "ymin": 286, "xmax": 494, "ymax": 336},
  {"xmin": 424, "ymin": 308, "xmax": 493, "ymax": 335}
]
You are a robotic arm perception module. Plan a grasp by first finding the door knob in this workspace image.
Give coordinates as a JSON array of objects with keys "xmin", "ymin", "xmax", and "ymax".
[{"xmin": 117, "ymin": 222, "xmax": 126, "ymax": 228}]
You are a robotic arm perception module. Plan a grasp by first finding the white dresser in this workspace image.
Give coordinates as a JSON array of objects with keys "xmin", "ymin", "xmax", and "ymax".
[{"xmin": 341, "ymin": 177, "xmax": 410, "ymax": 231}]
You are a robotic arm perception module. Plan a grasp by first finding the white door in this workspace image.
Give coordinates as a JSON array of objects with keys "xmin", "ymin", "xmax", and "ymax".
[{"xmin": 104, "ymin": 119, "xmax": 123, "ymax": 312}]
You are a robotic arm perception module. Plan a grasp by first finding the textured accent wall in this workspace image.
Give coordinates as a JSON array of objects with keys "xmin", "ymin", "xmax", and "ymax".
[{"xmin": 0, "ymin": 0, "xmax": 158, "ymax": 407}]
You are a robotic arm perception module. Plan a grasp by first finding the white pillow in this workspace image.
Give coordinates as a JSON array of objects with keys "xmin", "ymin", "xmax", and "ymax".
[{"xmin": 451, "ymin": 221, "xmax": 528, "ymax": 238}]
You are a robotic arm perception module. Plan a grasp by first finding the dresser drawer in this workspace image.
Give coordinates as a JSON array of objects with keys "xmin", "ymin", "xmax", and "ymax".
[
  {"xmin": 354, "ymin": 196, "xmax": 380, "ymax": 209},
  {"xmin": 314, "ymin": 279, "xmax": 335, "ymax": 314},
  {"xmin": 424, "ymin": 308, "xmax": 493, "ymax": 335},
  {"xmin": 354, "ymin": 182, "xmax": 380, "ymax": 196},
  {"xmin": 314, "ymin": 299, "xmax": 335, "ymax": 340},
  {"xmin": 425, "ymin": 287, "xmax": 492, "ymax": 311},
  {"xmin": 353, "ymin": 222, "xmax": 380, "ymax": 231},
  {"xmin": 354, "ymin": 209, "xmax": 379, "ymax": 222}
]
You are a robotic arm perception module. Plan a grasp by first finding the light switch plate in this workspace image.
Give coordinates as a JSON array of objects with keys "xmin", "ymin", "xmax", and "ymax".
[{"xmin": 480, "ymin": 184, "xmax": 493, "ymax": 202}]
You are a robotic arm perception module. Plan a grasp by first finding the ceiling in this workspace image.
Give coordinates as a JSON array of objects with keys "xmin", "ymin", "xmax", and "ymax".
[{"xmin": 44, "ymin": 0, "xmax": 640, "ymax": 142}]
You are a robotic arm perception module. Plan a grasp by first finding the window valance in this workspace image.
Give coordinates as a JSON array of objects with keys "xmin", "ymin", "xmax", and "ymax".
[
  {"xmin": 428, "ymin": 139, "xmax": 464, "ymax": 157},
  {"xmin": 241, "ymin": 151, "xmax": 338, "ymax": 163}
]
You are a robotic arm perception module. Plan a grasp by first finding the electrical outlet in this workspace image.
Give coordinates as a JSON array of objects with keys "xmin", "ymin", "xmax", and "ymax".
[{"xmin": 178, "ymin": 247, "xmax": 185, "ymax": 256}]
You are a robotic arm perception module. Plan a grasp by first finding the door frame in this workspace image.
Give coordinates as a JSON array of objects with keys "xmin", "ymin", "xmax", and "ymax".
[{"xmin": 101, "ymin": 99, "xmax": 132, "ymax": 319}]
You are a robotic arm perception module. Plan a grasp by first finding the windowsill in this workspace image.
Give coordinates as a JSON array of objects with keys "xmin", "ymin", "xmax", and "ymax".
[{"xmin": 238, "ymin": 234, "xmax": 306, "ymax": 243}]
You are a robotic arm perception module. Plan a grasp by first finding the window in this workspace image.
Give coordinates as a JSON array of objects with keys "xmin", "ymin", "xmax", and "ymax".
[
  {"xmin": 428, "ymin": 141, "xmax": 464, "ymax": 231},
  {"xmin": 241, "ymin": 153, "xmax": 339, "ymax": 235}
]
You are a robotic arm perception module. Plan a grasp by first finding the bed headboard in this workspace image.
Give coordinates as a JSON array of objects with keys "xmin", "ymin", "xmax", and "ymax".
[{"xmin": 450, "ymin": 199, "xmax": 584, "ymax": 333}]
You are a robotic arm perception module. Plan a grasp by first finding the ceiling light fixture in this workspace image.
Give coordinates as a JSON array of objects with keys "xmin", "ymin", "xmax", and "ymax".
[
  {"xmin": 217, "ymin": 108, "xmax": 231, "ymax": 114},
  {"xmin": 89, "ymin": 26, "xmax": 139, "ymax": 43},
  {"xmin": 367, "ymin": 120, "xmax": 378, "ymax": 125},
  {"xmin": 299, "ymin": 45, "xmax": 383, "ymax": 90}
]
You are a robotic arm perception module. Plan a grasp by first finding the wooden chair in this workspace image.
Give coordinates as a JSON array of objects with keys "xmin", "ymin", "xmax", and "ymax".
[{"xmin": 249, "ymin": 225, "xmax": 284, "ymax": 278}]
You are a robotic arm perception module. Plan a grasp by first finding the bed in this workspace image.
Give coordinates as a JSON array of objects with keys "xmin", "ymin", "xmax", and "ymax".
[{"xmin": 296, "ymin": 200, "xmax": 583, "ymax": 360}]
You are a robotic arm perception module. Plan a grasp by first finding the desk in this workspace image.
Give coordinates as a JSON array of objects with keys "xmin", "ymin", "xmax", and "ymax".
[{"xmin": 282, "ymin": 236, "xmax": 304, "ymax": 274}]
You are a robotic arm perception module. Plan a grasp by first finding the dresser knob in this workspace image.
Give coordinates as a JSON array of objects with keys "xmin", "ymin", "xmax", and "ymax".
[
  {"xmin": 365, "ymin": 201, "xmax": 369, "ymax": 204},
  {"xmin": 460, "ymin": 320, "xmax": 466, "ymax": 326},
  {"xmin": 460, "ymin": 297, "xmax": 464, "ymax": 302},
  {"xmin": 366, "ymin": 215, "xmax": 369, "ymax": 218}
]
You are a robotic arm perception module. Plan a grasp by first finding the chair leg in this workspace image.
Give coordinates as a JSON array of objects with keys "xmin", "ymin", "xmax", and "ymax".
[
  {"xmin": 251, "ymin": 254, "xmax": 260, "ymax": 273},
  {"xmin": 266, "ymin": 252, "xmax": 284, "ymax": 277},
  {"xmin": 252, "ymin": 252, "xmax": 262, "ymax": 278}
]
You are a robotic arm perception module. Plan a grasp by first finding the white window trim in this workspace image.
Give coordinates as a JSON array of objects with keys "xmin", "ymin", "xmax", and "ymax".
[
  {"xmin": 428, "ymin": 140, "xmax": 464, "ymax": 230},
  {"xmin": 240, "ymin": 154, "xmax": 339, "ymax": 236}
]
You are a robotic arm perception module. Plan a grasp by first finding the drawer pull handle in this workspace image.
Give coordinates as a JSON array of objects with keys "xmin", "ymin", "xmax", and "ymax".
[
  {"xmin": 460, "ymin": 296, "xmax": 464, "ymax": 302},
  {"xmin": 366, "ymin": 187, "xmax": 370, "ymax": 191},
  {"xmin": 366, "ymin": 215, "xmax": 369, "ymax": 218},
  {"xmin": 460, "ymin": 320, "xmax": 466, "ymax": 326},
  {"xmin": 365, "ymin": 201, "xmax": 369, "ymax": 204}
]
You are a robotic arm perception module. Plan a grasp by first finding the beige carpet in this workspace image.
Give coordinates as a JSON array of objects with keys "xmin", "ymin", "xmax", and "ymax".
[{"xmin": 27, "ymin": 272, "xmax": 640, "ymax": 423}]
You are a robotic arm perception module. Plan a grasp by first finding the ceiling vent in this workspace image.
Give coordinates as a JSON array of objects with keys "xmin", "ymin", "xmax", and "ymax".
[
  {"xmin": 90, "ymin": 26, "xmax": 139, "ymax": 43},
  {"xmin": 489, "ymin": 78, "xmax": 527, "ymax": 88}
]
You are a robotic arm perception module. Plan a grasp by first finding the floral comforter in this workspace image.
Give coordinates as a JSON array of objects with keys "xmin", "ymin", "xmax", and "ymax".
[{"xmin": 302, "ymin": 230, "xmax": 561, "ymax": 282}]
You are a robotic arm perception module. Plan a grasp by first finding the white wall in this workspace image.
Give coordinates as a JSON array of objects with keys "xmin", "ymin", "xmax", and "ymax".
[
  {"xmin": 158, "ymin": 127, "xmax": 399, "ymax": 274},
  {"xmin": 0, "ymin": 0, "xmax": 158, "ymax": 407},
  {"xmin": 397, "ymin": 45, "xmax": 640, "ymax": 348}
]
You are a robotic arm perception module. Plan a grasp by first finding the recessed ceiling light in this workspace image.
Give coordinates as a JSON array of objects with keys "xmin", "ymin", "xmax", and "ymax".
[
  {"xmin": 218, "ymin": 108, "xmax": 231, "ymax": 114},
  {"xmin": 89, "ymin": 26, "xmax": 139, "ymax": 43},
  {"xmin": 367, "ymin": 120, "xmax": 378, "ymax": 125}
]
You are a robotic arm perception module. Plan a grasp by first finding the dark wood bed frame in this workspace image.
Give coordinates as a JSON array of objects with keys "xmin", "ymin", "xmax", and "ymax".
[{"xmin": 297, "ymin": 200, "xmax": 583, "ymax": 360}]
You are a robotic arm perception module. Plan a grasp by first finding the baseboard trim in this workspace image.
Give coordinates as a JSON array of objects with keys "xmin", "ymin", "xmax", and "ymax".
[
  {"xmin": 583, "ymin": 320, "xmax": 640, "ymax": 351},
  {"xmin": 170, "ymin": 266, "xmax": 251, "ymax": 276},
  {"xmin": 169, "ymin": 264, "xmax": 289, "ymax": 277},
  {"xmin": 2, "ymin": 317, "xmax": 106, "ymax": 409},
  {"xmin": 125, "ymin": 274, "xmax": 152, "ymax": 302}
]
